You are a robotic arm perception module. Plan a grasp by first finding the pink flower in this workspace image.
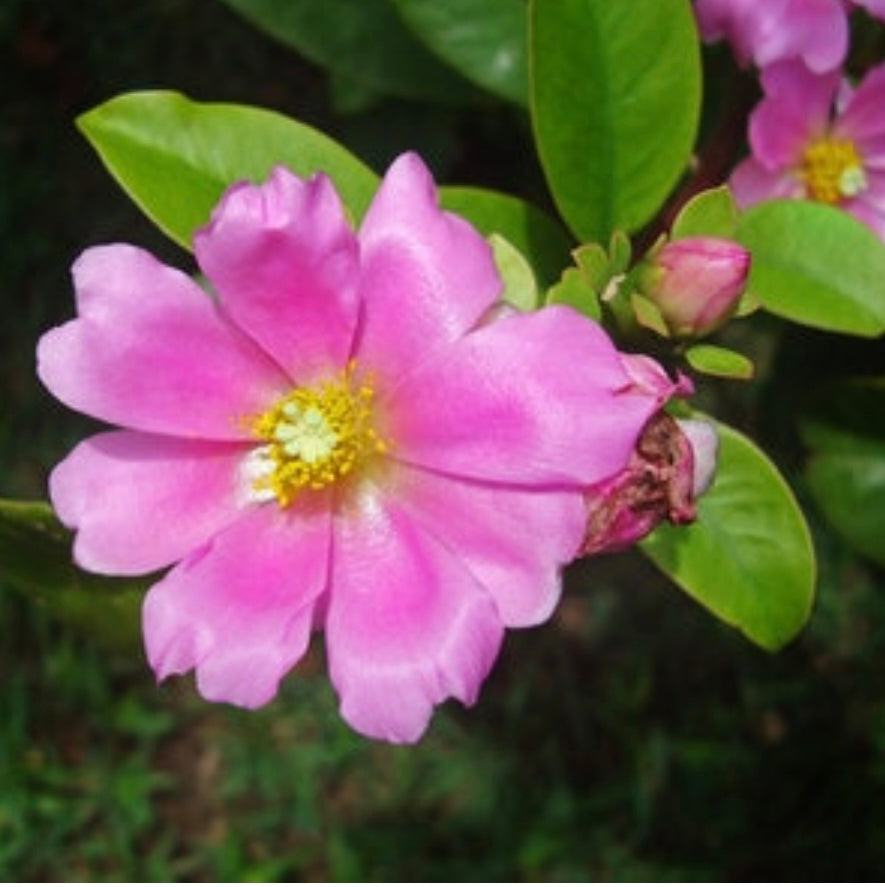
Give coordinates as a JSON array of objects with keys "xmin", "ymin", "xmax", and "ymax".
[
  {"xmin": 37, "ymin": 153, "xmax": 671, "ymax": 743},
  {"xmin": 637, "ymin": 237, "xmax": 750, "ymax": 338},
  {"xmin": 731, "ymin": 60, "xmax": 885, "ymax": 239},
  {"xmin": 694, "ymin": 0, "xmax": 849, "ymax": 73}
]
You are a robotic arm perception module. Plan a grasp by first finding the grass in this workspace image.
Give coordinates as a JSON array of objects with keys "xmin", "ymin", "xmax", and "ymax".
[{"xmin": 3, "ymin": 536, "xmax": 885, "ymax": 880}]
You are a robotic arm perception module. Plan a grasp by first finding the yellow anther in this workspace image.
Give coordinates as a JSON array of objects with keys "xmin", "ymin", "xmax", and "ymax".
[
  {"xmin": 248, "ymin": 363, "xmax": 386, "ymax": 507},
  {"xmin": 801, "ymin": 137, "xmax": 867, "ymax": 204}
]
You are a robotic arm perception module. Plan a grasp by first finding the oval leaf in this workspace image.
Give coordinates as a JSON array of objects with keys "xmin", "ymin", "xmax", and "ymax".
[
  {"xmin": 78, "ymin": 90, "xmax": 380, "ymax": 250},
  {"xmin": 736, "ymin": 200, "xmax": 885, "ymax": 337},
  {"xmin": 530, "ymin": 0, "xmax": 701, "ymax": 241},
  {"xmin": 217, "ymin": 0, "xmax": 478, "ymax": 104},
  {"xmin": 671, "ymin": 186, "xmax": 739, "ymax": 239},
  {"xmin": 684, "ymin": 343, "xmax": 755, "ymax": 380},
  {"xmin": 641, "ymin": 421, "xmax": 816, "ymax": 650},
  {"xmin": 800, "ymin": 378, "xmax": 885, "ymax": 567},
  {"xmin": 392, "ymin": 0, "xmax": 529, "ymax": 105}
]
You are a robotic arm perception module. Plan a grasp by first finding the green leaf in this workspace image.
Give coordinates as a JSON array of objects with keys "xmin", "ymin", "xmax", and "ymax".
[
  {"xmin": 78, "ymin": 91, "xmax": 379, "ymax": 250},
  {"xmin": 736, "ymin": 199, "xmax": 885, "ymax": 337},
  {"xmin": 529, "ymin": 0, "xmax": 701, "ymax": 242},
  {"xmin": 571, "ymin": 243, "xmax": 610, "ymax": 291},
  {"xmin": 671, "ymin": 186, "xmax": 739, "ymax": 239},
  {"xmin": 392, "ymin": 0, "xmax": 529, "ymax": 105},
  {"xmin": 489, "ymin": 234, "xmax": 538, "ymax": 311},
  {"xmin": 630, "ymin": 291, "xmax": 669, "ymax": 337},
  {"xmin": 800, "ymin": 378, "xmax": 885, "ymax": 566},
  {"xmin": 216, "ymin": 0, "xmax": 478, "ymax": 104},
  {"xmin": 439, "ymin": 185, "xmax": 572, "ymax": 285},
  {"xmin": 684, "ymin": 343, "xmax": 755, "ymax": 379},
  {"xmin": 0, "ymin": 500, "xmax": 143, "ymax": 650},
  {"xmin": 607, "ymin": 230, "xmax": 633, "ymax": 275},
  {"xmin": 544, "ymin": 267, "xmax": 601, "ymax": 320},
  {"xmin": 641, "ymin": 421, "xmax": 816, "ymax": 650}
]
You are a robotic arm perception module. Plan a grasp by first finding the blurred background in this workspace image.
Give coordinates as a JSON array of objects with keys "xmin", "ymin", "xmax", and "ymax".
[{"xmin": 2, "ymin": 0, "xmax": 885, "ymax": 879}]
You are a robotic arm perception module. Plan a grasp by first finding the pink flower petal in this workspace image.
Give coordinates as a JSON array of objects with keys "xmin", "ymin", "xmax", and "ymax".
[
  {"xmin": 619, "ymin": 353, "xmax": 694, "ymax": 401},
  {"xmin": 354, "ymin": 153, "xmax": 502, "ymax": 383},
  {"xmin": 326, "ymin": 486, "xmax": 503, "ymax": 743},
  {"xmin": 143, "ymin": 503, "xmax": 331, "ymax": 708},
  {"xmin": 730, "ymin": 157, "xmax": 804, "ymax": 208},
  {"xmin": 694, "ymin": 0, "xmax": 762, "ymax": 66},
  {"xmin": 392, "ymin": 462, "xmax": 586, "ymax": 627},
  {"xmin": 844, "ymin": 193, "xmax": 885, "ymax": 239},
  {"xmin": 386, "ymin": 306, "xmax": 657, "ymax": 486},
  {"xmin": 195, "ymin": 167, "xmax": 360, "ymax": 383},
  {"xmin": 695, "ymin": 0, "xmax": 847, "ymax": 72},
  {"xmin": 835, "ymin": 63, "xmax": 885, "ymax": 146},
  {"xmin": 749, "ymin": 62, "xmax": 839, "ymax": 169},
  {"xmin": 51, "ymin": 431, "xmax": 249, "ymax": 575},
  {"xmin": 37, "ymin": 245, "xmax": 288, "ymax": 439},
  {"xmin": 753, "ymin": 0, "xmax": 847, "ymax": 73}
]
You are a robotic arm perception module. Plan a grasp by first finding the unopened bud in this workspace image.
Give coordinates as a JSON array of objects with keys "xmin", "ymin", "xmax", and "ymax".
[{"xmin": 638, "ymin": 237, "xmax": 750, "ymax": 338}]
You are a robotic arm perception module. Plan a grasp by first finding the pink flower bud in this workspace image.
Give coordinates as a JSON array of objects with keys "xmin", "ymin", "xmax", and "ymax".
[
  {"xmin": 638, "ymin": 237, "xmax": 750, "ymax": 338},
  {"xmin": 580, "ymin": 413, "xmax": 719, "ymax": 557}
]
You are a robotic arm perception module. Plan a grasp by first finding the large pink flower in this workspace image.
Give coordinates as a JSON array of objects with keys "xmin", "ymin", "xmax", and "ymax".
[
  {"xmin": 38, "ymin": 153, "xmax": 672, "ymax": 743},
  {"xmin": 694, "ymin": 0, "xmax": 849, "ymax": 73},
  {"xmin": 730, "ymin": 60, "xmax": 885, "ymax": 239}
]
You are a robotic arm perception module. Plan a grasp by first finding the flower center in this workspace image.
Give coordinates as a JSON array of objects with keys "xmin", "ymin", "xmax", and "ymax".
[
  {"xmin": 246, "ymin": 362, "xmax": 387, "ymax": 507},
  {"xmin": 801, "ymin": 137, "xmax": 867, "ymax": 204}
]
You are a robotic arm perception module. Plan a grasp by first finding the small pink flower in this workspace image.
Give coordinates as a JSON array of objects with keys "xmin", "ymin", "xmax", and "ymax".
[
  {"xmin": 694, "ymin": 0, "xmax": 849, "ymax": 73},
  {"xmin": 37, "ymin": 153, "xmax": 672, "ymax": 743},
  {"xmin": 731, "ymin": 60, "xmax": 885, "ymax": 239},
  {"xmin": 637, "ymin": 237, "xmax": 750, "ymax": 338}
]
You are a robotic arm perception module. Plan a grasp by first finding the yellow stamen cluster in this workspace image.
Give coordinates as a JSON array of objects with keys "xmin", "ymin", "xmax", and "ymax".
[
  {"xmin": 250, "ymin": 362, "xmax": 387, "ymax": 507},
  {"xmin": 801, "ymin": 137, "xmax": 867, "ymax": 204}
]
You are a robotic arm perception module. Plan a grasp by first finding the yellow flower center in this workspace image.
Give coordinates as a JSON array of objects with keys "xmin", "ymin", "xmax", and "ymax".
[
  {"xmin": 801, "ymin": 137, "xmax": 867, "ymax": 204},
  {"xmin": 247, "ymin": 362, "xmax": 387, "ymax": 507}
]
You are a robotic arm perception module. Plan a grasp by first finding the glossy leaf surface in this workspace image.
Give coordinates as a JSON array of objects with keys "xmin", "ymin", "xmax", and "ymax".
[
  {"xmin": 218, "ymin": 0, "xmax": 478, "ymax": 103},
  {"xmin": 642, "ymin": 421, "xmax": 815, "ymax": 650},
  {"xmin": 530, "ymin": 0, "xmax": 701, "ymax": 241},
  {"xmin": 78, "ymin": 91, "xmax": 379, "ymax": 249},
  {"xmin": 393, "ymin": 0, "xmax": 528, "ymax": 104},
  {"xmin": 737, "ymin": 200, "xmax": 885, "ymax": 337}
]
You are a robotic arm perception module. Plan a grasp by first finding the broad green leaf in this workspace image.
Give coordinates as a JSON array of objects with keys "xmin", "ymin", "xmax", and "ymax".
[
  {"xmin": 641, "ymin": 421, "xmax": 816, "ymax": 650},
  {"xmin": 684, "ymin": 343, "xmax": 755, "ymax": 379},
  {"xmin": 529, "ymin": 0, "xmax": 701, "ymax": 242},
  {"xmin": 392, "ymin": 0, "xmax": 528, "ymax": 105},
  {"xmin": 800, "ymin": 378, "xmax": 885, "ymax": 566},
  {"xmin": 0, "ymin": 500, "xmax": 143, "ymax": 650},
  {"xmin": 78, "ymin": 91, "xmax": 379, "ymax": 250},
  {"xmin": 216, "ymin": 0, "xmax": 478, "ymax": 104},
  {"xmin": 489, "ymin": 234, "xmax": 539, "ymax": 311},
  {"xmin": 671, "ymin": 186, "xmax": 739, "ymax": 239},
  {"xmin": 440, "ymin": 186, "xmax": 572, "ymax": 285},
  {"xmin": 736, "ymin": 199, "xmax": 885, "ymax": 337}
]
